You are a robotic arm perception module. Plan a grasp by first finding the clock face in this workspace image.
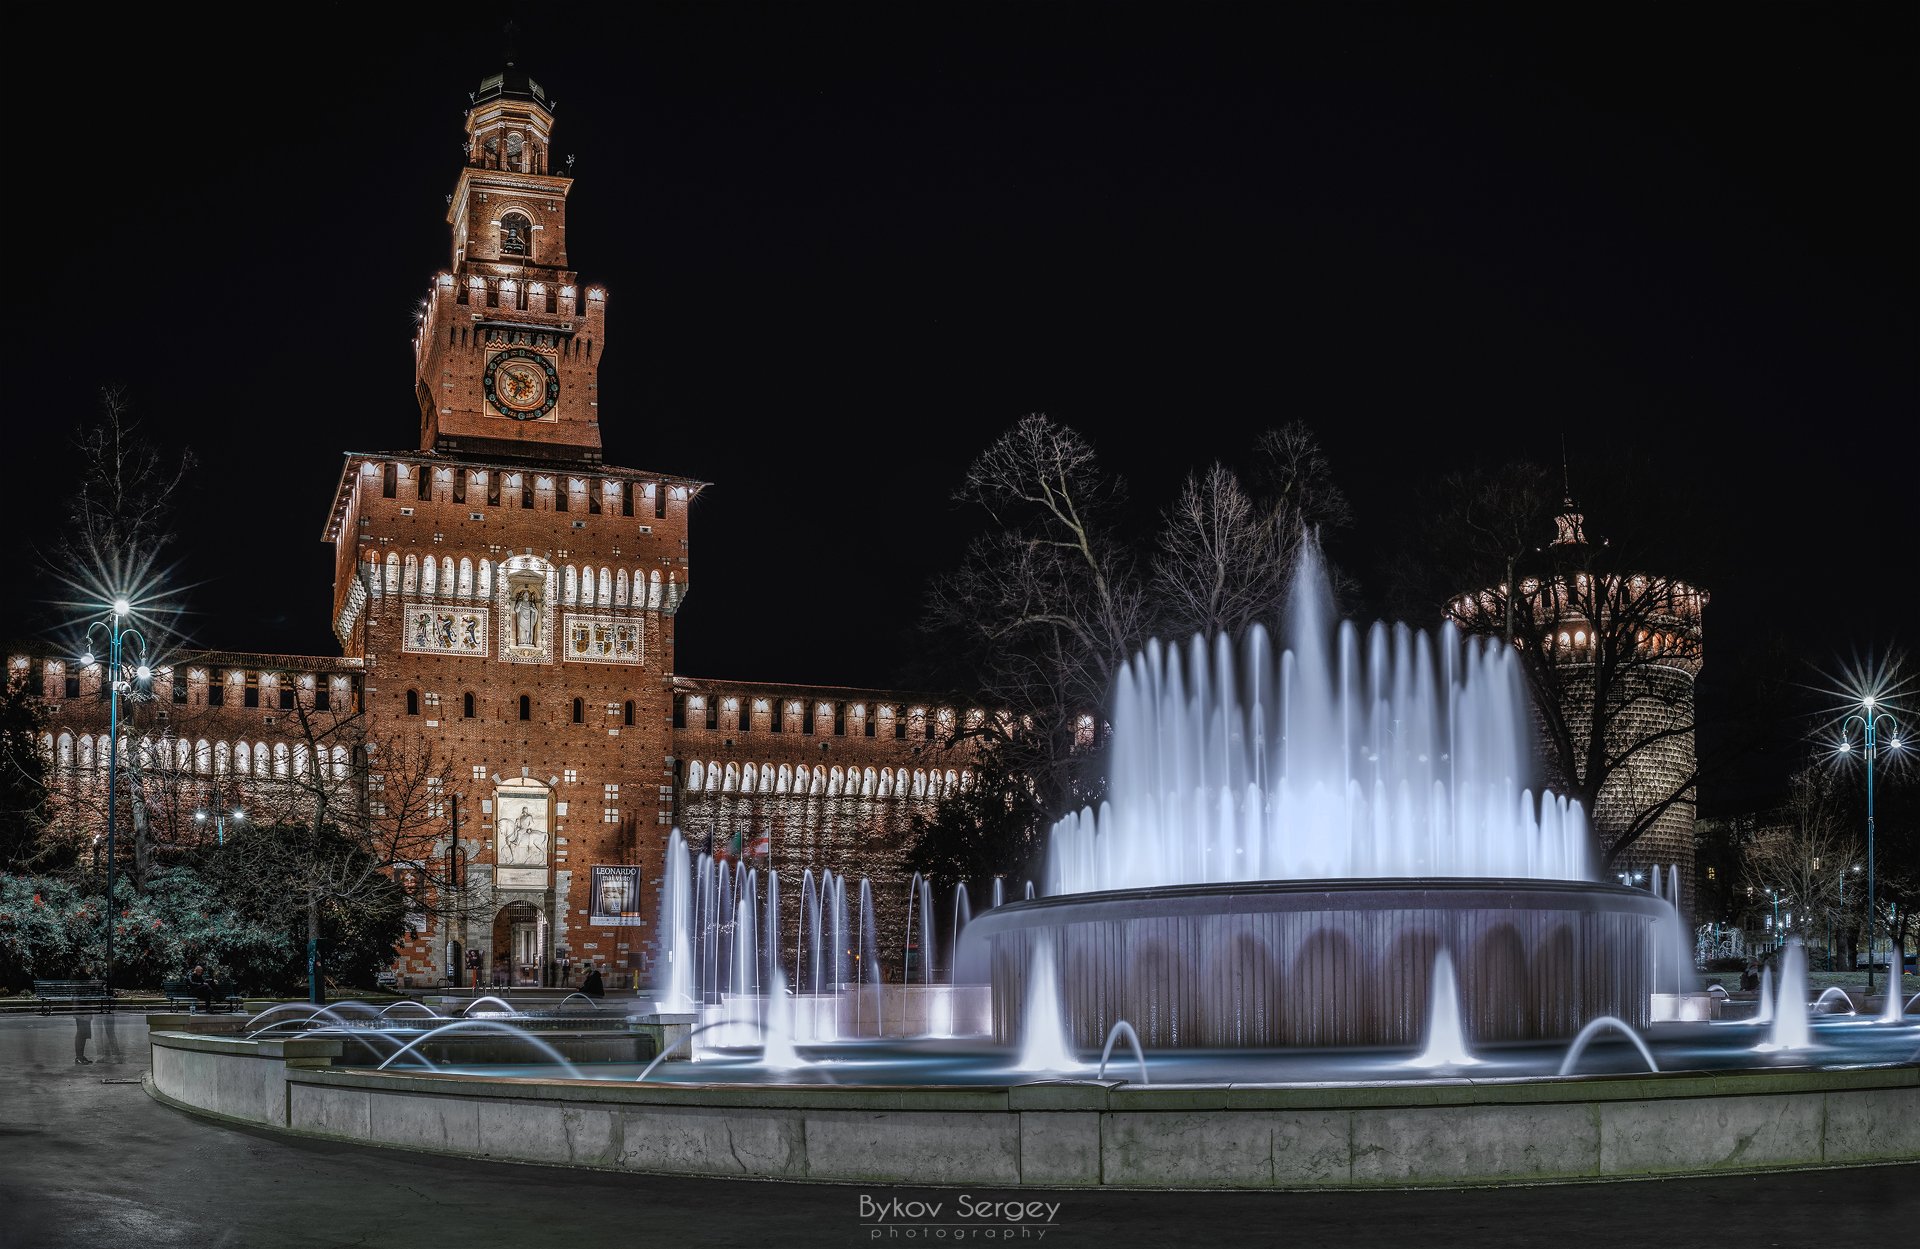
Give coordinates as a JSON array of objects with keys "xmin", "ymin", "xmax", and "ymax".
[{"xmin": 484, "ymin": 348, "xmax": 560, "ymax": 420}]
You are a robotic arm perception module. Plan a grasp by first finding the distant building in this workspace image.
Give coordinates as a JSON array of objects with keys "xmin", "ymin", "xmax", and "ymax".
[{"xmin": 15, "ymin": 63, "xmax": 975, "ymax": 989}]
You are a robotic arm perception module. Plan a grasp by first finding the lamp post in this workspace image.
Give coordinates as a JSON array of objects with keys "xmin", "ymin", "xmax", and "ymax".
[
  {"xmin": 193, "ymin": 806, "xmax": 245, "ymax": 845},
  {"xmin": 1841, "ymin": 697, "xmax": 1903, "ymax": 994},
  {"xmin": 80, "ymin": 597, "xmax": 149, "ymax": 1001}
]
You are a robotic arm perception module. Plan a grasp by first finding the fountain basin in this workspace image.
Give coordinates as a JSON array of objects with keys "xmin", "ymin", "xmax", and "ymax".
[
  {"xmin": 963, "ymin": 878, "xmax": 1667, "ymax": 1048},
  {"xmin": 146, "ymin": 1027, "xmax": 1920, "ymax": 1188}
]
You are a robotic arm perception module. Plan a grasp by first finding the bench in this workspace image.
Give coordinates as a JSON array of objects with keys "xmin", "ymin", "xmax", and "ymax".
[
  {"xmin": 32, "ymin": 980, "xmax": 113, "ymax": 1015},
  {"xmin": 160, "ymin": 978, "xmax": 244, "ymax": 1012}
]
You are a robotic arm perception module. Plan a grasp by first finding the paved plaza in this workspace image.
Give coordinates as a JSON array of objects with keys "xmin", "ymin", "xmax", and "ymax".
[{"xmin": 0, "ymin": 1015, "xmax": 1915, "ymax": 1248}]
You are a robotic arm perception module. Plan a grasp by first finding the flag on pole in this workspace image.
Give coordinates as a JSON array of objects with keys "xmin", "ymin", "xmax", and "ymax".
[{"xmin": 750, "ymin": 830, "xmax": 770, "ymax": 859}]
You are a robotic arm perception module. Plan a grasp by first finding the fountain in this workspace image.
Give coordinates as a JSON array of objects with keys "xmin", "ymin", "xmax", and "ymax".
[
  {"xmin": 1756, "ymin": 940, "xmax": 1812, "ymax": 1052},
  {"xmin": 963, "ymin": 545, "xmax": 1663, "ymax": 1049}
]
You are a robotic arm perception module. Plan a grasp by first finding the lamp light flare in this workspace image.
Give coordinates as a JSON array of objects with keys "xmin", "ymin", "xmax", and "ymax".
[
  {"xmin": 79, "ymin": 652, "xmax": 94, "ymax": 667},
  {"xmin": 134, "ymin": 664, "xmax": 152, "ymax": 681},
  {"xmin": 113, "ymin": 597, "xmax": 130, "ymax": 616}
]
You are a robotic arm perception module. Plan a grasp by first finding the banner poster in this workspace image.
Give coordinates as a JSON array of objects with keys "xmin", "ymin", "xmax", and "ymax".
[{"xmin": 590, "ymin": 865, "xmax": 644, "ymax": 925}]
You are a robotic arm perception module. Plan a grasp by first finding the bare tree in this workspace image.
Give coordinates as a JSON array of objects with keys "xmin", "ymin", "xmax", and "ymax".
[
  {"xmin": 917, "ymin": 416, "xmax": 1351, "ymax": 887},
  {"xmin": 1152, "ymin": 423, "xmax": 1350, "ymax": 640},
  {"xmin": 45, "ymin": 387, "xmax": 195, "ymax": 629},
  {"xmin": 925, "ymin": 414, "xmax": 1146, "ymax": 820},
  {"xmin": 1742, "ymin": 768, "xmax": 1863, "ymax": 950}
]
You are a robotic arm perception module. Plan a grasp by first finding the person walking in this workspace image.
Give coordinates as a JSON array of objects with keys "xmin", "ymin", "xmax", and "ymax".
[
  {"xmin": 580, "ymin": 963, "xmax": 604, "ymax": 999},
  {"xmin": 73, "ymin": 1014, "xmax": 93, "ymax": 1065}
]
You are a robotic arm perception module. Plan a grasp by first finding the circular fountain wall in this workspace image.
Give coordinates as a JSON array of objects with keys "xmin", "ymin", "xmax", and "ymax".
[{"xmin": 967, "ymin": 878, "xmax": 1666, "ymax": 1048}]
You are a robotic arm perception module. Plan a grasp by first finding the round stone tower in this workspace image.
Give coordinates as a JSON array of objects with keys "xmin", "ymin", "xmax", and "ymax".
[{"xmin": 1448, "ymin": 498, "xmax": 1706, "ymax": 909}]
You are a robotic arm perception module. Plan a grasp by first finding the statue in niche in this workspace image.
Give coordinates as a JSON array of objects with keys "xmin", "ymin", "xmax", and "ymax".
[{"xmin": 512, "ymin": 586, "xmax": 541, "ymax": 648}]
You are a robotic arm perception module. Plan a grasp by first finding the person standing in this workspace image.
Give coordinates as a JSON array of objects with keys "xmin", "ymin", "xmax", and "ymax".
[{"xmin": 580, "ymin": 963, "xmax": 604, "ymax": 999}]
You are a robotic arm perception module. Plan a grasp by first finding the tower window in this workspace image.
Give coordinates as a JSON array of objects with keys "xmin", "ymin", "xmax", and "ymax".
[
  {"xmin": 487, "ymin": 474, "xmax": 501, "ymax": 507},
  {"xmin": 243, "ymin": 676, "xmax": 260, "ymax": 709},
  {"xmin": 572, "ymin": 697, "xmax": 584, "ymax": 724},
  {"xmin": 556, "ymin": 486, "xmax": 568, "ymax": 513},
  {"xmin": 621, "ymin": 481, "xmax": 635, "ymax": 517},
  {"xmin": 624, "ymin": 700, "xmax": 635, "ymax": 727},
  {"xmin": 382, "ymin": 464, "xmax": 397, "ymax": 499},
  {"xmin": 463, "ymin": 692, "xmax": 475, "ymax": 719},
  {"xmin": 453, "ymin": 468, "xmax": 467, "ymax": 504},
  {"xmin": 833, "ymin": 704, "xmax": 846, "ymax": 736},
  {"xmin": 279, "ymin": 686, "xmax": 295, "ymax": 710},
  {"xmin": 206, "ymin": 670, "xmax": 224, "ymax": 707},
  {"xmin": 738, "ymin": 701, "xmax": 750, "ymax": 732},
  {"xmin": 518, "ymin": 694, "xmax": 531, "ymax": 721},
  {"xmin": 406, "ymin": 689, "xmax": 420, "ymax": 716},
  {"xmin": 64, "ymin": 673, "xmax": 80, "ymax": 699},
  {"xmin": 315, "ymin": 686, "xmax": 331, "ymax": 711},
  {"xmin": 172, "ymin": 673, "xmax": 188, "ymax": 705},
  {"xmin": 672, "ymin": 694, "xmax": 686, "ymax": 729},
  {"xmin": 588, "ymin": 484, "xmax": 601, "ymax": 516},
  {"xmin": 704, "ymin": 699, "xmax": 718, "ymax": 730},
  {"xmin": 654, "ymin": 482, "xmax": 667, "ymax": 519},
  {"xmin": 521, "ymin": 477, "xmax": 534, "ymax": 509},
  {"xmin": 501, "ymin": 212, "xmax": 531, "ymax": 258},
  {"xmin": 417, "ymin": 468, "xmax": 432, "ymax": 501}
]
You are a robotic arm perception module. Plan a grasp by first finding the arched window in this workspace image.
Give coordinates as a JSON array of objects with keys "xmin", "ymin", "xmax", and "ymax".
[
  {"xmin": 441, "ymin": 556, "xmax": 455, "ymax": 595},
  {"xmin": 624, "ymin": 700, "xmax": 635, "ymax": 726},
  {"xmin": 506, "ymin": 132, "xmax": 524, "ymax": 171},
  {"xmin": 615, "ymin": 569, "xmax": 629, "ymax": 607},
  {"xmin": 463, "ymin": 692, "xmax": 475, "ymax": 718},
  {"xmin": 477, "ymin": 559, "xmax": 492, "ymax": 599},
  {"xmin": 421, "ymin": 556, "xmax": 437, "ymax": 597},
  {"xmin": 458, "ymin": 558, "xmax": 473, "ymax": 597},
  {"xmin": 406, "ymin": 689, "xmax": 420, "ymax": 716},
  {"xmin": 331, "ymin": 745, "xmax": 349, "ymax": 779},
  {"xmin": 233, "ymin": 741, "xmax": 249, "ymax": 775},
  {"xmin": 57, "ymin": 733, "xmax": 72, "ymax": 771},
  {"xmin": 273, "ymin": 743, "xmax": 290, "ymax": 778},
  {"xmin": 501, "ymin": 211, "xmax": 531, "ymax": 256},
  {"xmin": 597, "ymin": 567, "xmax": 611, "ymax": 604},
  {"xmin": 518, "ymin": 694, "xmax": 531, "ymax": 721},
  {"xmin": 385, "ymin": 552, "xmax": 400, "ymax": 595},
  {"xmin": 580, "ymin": 566, "xmax": 595, "ymax": 608},
  {"xmin": 254, "ymin": 742, "xmax": 270, "ymax": 779},
  {"xmin": 214, "ymin": 741, "xmax": 230, "ymax": 773},
  {"xmin": 403, "ymin": 554, "xmax": 418, "ymax": 593},
  {"xmin": 564, "ymin": 565, "xmax": 578, "ymax": 605},
  {"xmin": 571, "ymin": 697, "xmax": 584, "ymax": 724},
  {"xmin": 382, "ymin": 463, "xmax": 397, "ymax": 498}
]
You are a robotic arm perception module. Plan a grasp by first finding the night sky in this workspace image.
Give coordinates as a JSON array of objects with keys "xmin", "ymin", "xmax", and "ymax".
[{"xmin": 12, "ymin": 6, "xmax": 1915, "ymax": 808}]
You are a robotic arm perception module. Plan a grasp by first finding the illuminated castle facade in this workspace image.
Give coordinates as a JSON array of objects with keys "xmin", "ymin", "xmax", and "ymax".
[{"xmin": 16, "ymin": 65, "xmax": 974, "ymax": 989}]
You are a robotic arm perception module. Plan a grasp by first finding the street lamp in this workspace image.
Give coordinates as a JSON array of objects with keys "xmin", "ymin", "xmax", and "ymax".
[
  {"xmin": 193, "ymin": 807, "xmax": 245, "ymax": 845},
  {"xmin": 1841, "ymin": 697, "xmax": 1903, "ymax": 993},
  {"xmin": 82, "ymin": 598, "xmax": 150, "ymax": 1001}
]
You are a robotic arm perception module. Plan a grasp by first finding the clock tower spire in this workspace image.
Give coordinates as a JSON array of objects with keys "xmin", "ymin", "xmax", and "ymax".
[{"xmin": 415, "ymin": 63, "xmax": 605, "ymax": 463}]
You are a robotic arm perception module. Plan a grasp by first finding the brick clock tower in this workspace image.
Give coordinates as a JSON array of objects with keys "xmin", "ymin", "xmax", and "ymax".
[{"xmin": 322, "ymin": 63, "xmax": 704, "ymax": 989}]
